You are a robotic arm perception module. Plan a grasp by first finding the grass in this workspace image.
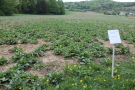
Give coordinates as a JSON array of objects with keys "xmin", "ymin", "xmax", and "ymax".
[
  {"xmin": 65, "ymin": 11, "xmax": 76, "ymax": 15},
  {"xmin": 0, "ymin": 12, "xmax": 135, "ymax": 90}
]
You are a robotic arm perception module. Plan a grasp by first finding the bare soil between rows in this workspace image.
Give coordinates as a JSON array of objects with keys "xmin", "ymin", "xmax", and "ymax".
[{"xmin": 0, "ymin": 39, "xmax": 134, "ymax": 77}]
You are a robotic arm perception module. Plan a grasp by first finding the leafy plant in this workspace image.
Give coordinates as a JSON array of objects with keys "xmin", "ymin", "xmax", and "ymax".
[
  {"xmin": 115, "ymin": 43, "xmax": 124, "ymax": 48},
  {"xmin": 53, "ymin": 45, "xmax": 63, "ymax": 55},
  {"xmin": 9, "ymin": 46, "xmax": 22, "ymax": 53},
  {"xmin": 0, "ymin": 56, "xmax": 8, "ymax": 65},
  {"xmin": 100, "ymin": 58, "xmax": 112, "ymax": 66},
  {"xmin": 11, "ymin": 52, "xmax": 26, "ymax": 62},
  {"xmin": 31, "ymin": 49, "xmax": 44, "ymax": 57},
  {"xmin": 14, "ymin": 57, "xmax": 41, "ymax": 70},
  {"xmin": 29, "ymin": 38, "xmax": 38, "ymax": 44},
  {"xmin": 20, "ymin": 38, "xmax": 29, "ymax": 44},
  {"xmin": 0, "ymin": 39, "xmax": 5, "ymax": 45},
  {"xmin": 78, "ymin": 51, "xmax": 94, "ymax": 61},
  {"xmin": 46, "ymin": 71, "xmax": 64, "ymax": 86},
  {"xmin": 5, "ymin": 38, "xmax": 18, "ymax": 45}
]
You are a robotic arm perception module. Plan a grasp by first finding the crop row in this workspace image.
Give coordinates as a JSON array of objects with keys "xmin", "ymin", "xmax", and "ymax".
[{"xmin": 0, "ymin": 18, "xmax": 135, "ymax": 89}]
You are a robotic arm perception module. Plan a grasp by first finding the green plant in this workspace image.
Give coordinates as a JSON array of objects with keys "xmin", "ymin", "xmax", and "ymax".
[
  {"xmin": 100, "ymin": 58, "xmax": 112, "ymax": 66},
  {"xmin": 0, "ymin": 39, "xmax": 5, "ymax": 45},
  {"xmin": 15, "ymin": 57, "xmax": 41, "ymax": 70},
  {"xmin": 5, "ymin": 38, "xmax": 18, "ymax": 45},
  {"xmin": 29, "ymin": 38, "xmax": 38, "ymax": 44},
  {"xmin": 9, "ymin": 46, "xmax": 22, "ymax": 53},
  {"xmin": 78, "ymin": 51, "xmax": 94, "ymax": 62},
  {"xmin": 0, "ymin": 56, "xmax": 8, "ymax": 65},
  {"xmin": 11, "ymin": 52, "xmax": 26, "ymax": 62},
  {"xmin": 53, "ymin": 45, "xmax": 63, "ymax": 55},
  {"xmin": 31, "ymin": 49, "xmax": 44, "ymax": 57},
  {"xmin": 115, "ymin": 43, "xmax": 124, "ymax": 48},
  {"xmin": 20, "ymin": 38, "xmax": 29, "ymax": 44},
  {"xmin": 46, "ymin": 71, "xmax": 64, "ymax": 86}
]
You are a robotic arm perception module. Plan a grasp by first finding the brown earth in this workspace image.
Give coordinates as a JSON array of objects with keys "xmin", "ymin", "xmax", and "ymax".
[
  {"xmin": 0, "ymin": 39, "xmax": 79, "ymax": 77},
  {"xmin": 99, "ymin": 39, "xmax": 135, "ymax": 54},
  {"xmin": 129, "ymin": 16, "xmax": 135, "ymax": 19},
  {"xmin": 0, "ymin": 39, "xmax": 134, "ymax": 77}
]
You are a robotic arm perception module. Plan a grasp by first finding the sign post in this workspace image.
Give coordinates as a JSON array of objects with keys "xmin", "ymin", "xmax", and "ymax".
[
  {"xmin": 108, "ymin": 30, "xmax": 121, "ymax": 77},
  {"xmin": 112, "ymin": 44, "xmax": 115, "ymax": 77}
]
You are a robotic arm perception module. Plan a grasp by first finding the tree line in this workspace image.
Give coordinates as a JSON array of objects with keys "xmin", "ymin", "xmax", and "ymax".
[
  {"xmin": 0, "ymin": 0, "xmax": 65, "ymax": 16},
  {"xmin": 64, "ymin": 0, "xmax": 135, "ymax": 12}
]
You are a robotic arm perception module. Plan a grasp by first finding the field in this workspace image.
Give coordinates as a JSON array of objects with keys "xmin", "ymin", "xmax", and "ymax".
[{"xmin": 0, "ymin": 12, "xmax": 135, "ymax": 90}]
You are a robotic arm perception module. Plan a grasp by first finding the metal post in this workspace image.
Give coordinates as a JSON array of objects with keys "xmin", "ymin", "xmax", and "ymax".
[{"xmin": 112, "ymin": 44, "xmax": 115, "ymax": 77}]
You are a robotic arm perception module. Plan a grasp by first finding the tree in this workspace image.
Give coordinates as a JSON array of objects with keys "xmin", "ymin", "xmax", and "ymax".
[
  {"xmin": 0, "ymin": 0, "xmax": 18, "ymax": 16},
  {"xmin": 48, "ymin": 0, "xmax": 59, "ymax": 14},
  {"xmin": 57, "ymin": 0, "xmax": 65, "ymax": 15},
  {"xmin": 36, "ymin": 0, "xmax": 48, "ymax": 14}
]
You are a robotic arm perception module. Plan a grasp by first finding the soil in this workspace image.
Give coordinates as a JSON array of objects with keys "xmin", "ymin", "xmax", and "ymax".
[
  {"xmin": 87, "ymin": 11, "xmax": 96, "ymax": 13},
  {"xmin": 0, "ymin": 63, "xmax": 14, "ymax": 72},
  {"xmin": 26, "ymin": 50, "xmax": 79, "ymax": 77},
  {"xmin": 0, "ymin": 39, "xmax": 134, "ymax": 77},
  {"xmin": 129, "ymin": 16, "xmax": 135, "ymax": 19},
  {"xmin": 0, "ymin": 39, "xmax": 79, "ymax": 77},
  {"xmin": 99, "ymin": 39, "xmax": 135, "ymax": 54}
]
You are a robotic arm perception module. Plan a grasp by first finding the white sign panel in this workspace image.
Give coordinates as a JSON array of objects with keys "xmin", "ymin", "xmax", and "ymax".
[{"xmin": 108, "ymin": 30, "xmax": 121, "ymax": 44}]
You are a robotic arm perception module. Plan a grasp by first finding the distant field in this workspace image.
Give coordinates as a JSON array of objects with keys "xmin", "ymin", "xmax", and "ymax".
[
  {"xmin": 0, "ymin": 12, "xmax": 135, "ymax": 30},
  {"xmin": 0, "ymin": 12, "xmax": 135, "ymax": 90}
]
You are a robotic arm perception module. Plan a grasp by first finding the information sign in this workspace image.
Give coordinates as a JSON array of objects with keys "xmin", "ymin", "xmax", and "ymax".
[{"xmin": 108, "ymin": 30, "xmax": 121, "ymax": 44}]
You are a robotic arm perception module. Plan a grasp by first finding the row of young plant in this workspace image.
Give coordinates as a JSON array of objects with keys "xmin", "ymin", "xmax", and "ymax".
[
  {"xmin": 1, "ymin": 57, "xmax": 135, "ymax": 89},
  {"xmin": 0, "ymin": 43, "xmax": 52, "ymax": 89},
  {"xmin": 0, "ymin": 40, "xmax": 132, "ymax": 89},
  {"xmin": 0, "ymin": 19, "xmax": 135, "ymax": 45},
  {"xmin": 0, "ymin": 18, "xmax": 135, "ymax": 89}
]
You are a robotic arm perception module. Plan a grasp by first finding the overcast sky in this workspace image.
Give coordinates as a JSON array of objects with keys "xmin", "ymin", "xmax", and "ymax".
[{"xmin": 63, "ymin": 0, "xmax": 135, "ymax": 2}]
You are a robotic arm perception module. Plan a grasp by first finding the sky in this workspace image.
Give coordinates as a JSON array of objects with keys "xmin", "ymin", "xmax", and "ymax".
[{"xmin": 63, "ymin": 0, "xmax": 135, "ymax": 2}]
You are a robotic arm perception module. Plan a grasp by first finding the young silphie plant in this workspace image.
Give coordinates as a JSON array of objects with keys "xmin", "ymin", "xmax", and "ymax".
[
  {"xmin": 11, "ymin": 52, "xmax": 26, "ymax": 62},
  {"xmin": 0, "ymin": 39, "xmax": 5, "ymax": 45},
  {"xmin": 0, "ymin": 56, "xmax": 8, "ymax": 65},
  {"xmin": 20, "ymin": 38, "xmax": 29, "ymax": 44},
  {"xmin": 89, "ymin": 43, "xmax": 107, "ymax": 58},
  {"xmin": 9, "ymin": 46, "xmax": 22, "ymax": 53},
  {"xmin": 13, "ymin": 57, "xmax": 42, "ymax": 70},
  {"xmin": 0, "ymin": 69, "xmax": 40, "ymax": 89},
  {"xmin": 100, "ymin": 58, "xmax": 112, "ymax": 66},
  {"xmin": 5, "ymin": 38, "xmax": 18, "ymax": 45},
  {"xmin": 46, "ymin": 71, "xmax": 64, "ymax": 86},
  {"xmin": 29, "ymin": 38, "xmax": 38, "ymax": 44},
  {"xmin": 78, "ymin": 50, "xmax": 94, "ymax": 64},
  {"xmin": 62, "ymin": 43, "xmax": 85, "ymax": 58},
  {"xmin": 31, "ymin": 49, "xmax": 44, "ymax": 57}
]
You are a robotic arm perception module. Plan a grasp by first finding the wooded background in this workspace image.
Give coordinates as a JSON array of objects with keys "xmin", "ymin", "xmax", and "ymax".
[{"xmin": 0, "ymin": 0, "xmax": 65, "ymax": 16}]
